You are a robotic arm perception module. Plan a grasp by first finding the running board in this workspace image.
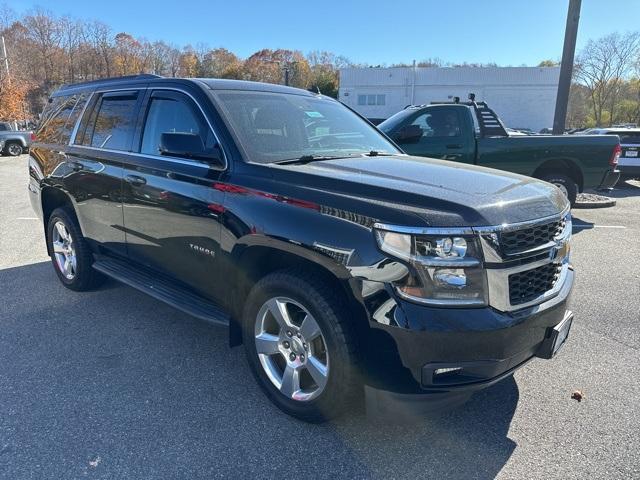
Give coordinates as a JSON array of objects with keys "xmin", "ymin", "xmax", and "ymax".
[{"xmin": 93, "ymin": 256, "xmax": 230, "ymax": 327}]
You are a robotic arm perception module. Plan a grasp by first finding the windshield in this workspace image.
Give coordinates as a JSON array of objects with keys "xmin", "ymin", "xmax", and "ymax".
[
  {"xmin": 214, "ymin": 91, "xmax": 401, "ymax": 163},
  {"xmin": 377, "ymin": 109, "xmax": 416, "ymax": 133}
]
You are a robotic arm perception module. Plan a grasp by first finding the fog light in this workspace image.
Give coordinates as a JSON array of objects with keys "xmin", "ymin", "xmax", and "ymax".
[{"xmin": 434, "ymin": 367, "xmax": 463, "ymax": 376}]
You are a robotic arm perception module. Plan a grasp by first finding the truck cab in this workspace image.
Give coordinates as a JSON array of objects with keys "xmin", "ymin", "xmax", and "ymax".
[{"xmin": 379, "ymin": 97, "xmax": 621, "ymax": 205}]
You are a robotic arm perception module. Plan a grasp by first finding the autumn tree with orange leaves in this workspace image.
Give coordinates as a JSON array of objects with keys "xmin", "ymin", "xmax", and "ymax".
[
  {"xmin": 0, "ymin": 5, "xmax": 351, "ymax": 118},
  {"xmin": 0, "ymin": 76, "xmax": 30, "ymax": 122}
]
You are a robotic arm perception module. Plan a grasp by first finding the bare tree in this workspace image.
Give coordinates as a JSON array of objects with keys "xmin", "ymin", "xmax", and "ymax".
[
  {"xmin": 0, "ymin": 1, "xmax": 15, "ymax": 32},
  {"xmin": 23, "ymin": 8, "xmax": 63, "ymax": 87},
  {"xmin": 575, "ymin": 32, "xmax": 640, "ymax": 126}
]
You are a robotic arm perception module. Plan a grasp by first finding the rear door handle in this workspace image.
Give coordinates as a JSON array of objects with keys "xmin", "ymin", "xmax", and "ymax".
[
  {"xmin": 446, "ymin": 144, "xmax": 462, "ymax": 149},
  {"xmin": 125, "ymin": 174, "xmax": 147, "ymax": 186}
]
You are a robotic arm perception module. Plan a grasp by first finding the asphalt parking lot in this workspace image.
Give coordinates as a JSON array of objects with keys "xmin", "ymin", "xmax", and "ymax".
[{"xmin": 1, "ymin": 155, "xmax": 638, "ymax": 480}]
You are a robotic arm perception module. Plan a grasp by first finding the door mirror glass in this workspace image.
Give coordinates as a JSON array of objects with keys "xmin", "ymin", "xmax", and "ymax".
[
  {"xmin": 159, "ymin": 132, "xmax": 222, "ymax": 164},
  {"xmin": 394, "ymin": 124, "xmax": 423, "ymax": 144}
]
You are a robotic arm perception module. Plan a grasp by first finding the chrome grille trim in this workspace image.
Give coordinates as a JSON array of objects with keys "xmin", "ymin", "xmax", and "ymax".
[{"xmin": 479, "ymin": 210, "xmax": 572, "ymax": 312}]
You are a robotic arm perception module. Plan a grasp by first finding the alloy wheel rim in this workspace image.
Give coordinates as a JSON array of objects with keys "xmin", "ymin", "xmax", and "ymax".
[
  {"xmin": 254, "ymin": 296, "xmax": 329, "ymax": 402},
  {"xmin": 8, "ymin": 144, "xmax": 21, "ymax": 156},
  {"xmin": 52, "ymin": 221, "xmax": 77, "ymax": 280}
]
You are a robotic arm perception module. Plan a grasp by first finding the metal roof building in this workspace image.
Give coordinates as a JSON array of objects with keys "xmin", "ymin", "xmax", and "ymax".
[{"xmin": 338, "ymin": 66, "xmax": 560, "ymax": 131}]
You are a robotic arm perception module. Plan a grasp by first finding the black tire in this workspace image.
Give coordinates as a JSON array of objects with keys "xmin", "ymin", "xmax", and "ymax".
[
  {"xmin": 242, "ymin": 269, "xmax": 360, "ymax": 423},
  {"xmin": 4, "ymin": 141, "xmax": 23, "ymax": 156},
  {"xmin": 46, "ymin": 207, "xmax": 105, "ymax": 291},
  {"xmin": 540, "ymin": 173, "xmax": 578, "ymax": 206}
]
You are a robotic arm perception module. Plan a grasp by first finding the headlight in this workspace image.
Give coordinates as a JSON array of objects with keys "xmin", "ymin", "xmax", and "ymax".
[{"xmin": 374, "ymin": 227, "xmax": 487, "ymax": 307}]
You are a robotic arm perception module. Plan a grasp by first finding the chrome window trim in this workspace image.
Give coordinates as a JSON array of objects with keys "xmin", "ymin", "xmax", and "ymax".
[
  {"xmin": 68, "ymin": 85, "xmax": 228, "ymax": 171},
  {"xmin": 67, "ymin": 144, "xmax": 212, "ymax": 170},
  {"xmin": 68, "ymin": 91, "xmax": 95, "ymax": 145}
]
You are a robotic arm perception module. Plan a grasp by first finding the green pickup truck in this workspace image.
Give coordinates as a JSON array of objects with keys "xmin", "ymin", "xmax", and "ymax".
[{"xmin": 378, "ymin": 98, "xmax": 621, "ymax": 205}]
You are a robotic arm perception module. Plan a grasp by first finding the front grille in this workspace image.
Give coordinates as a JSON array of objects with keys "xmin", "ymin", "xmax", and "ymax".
[
  {"xmin": 500, "ymin": 218, "xmax": 565, "ymax": 255},
  {"xmin": 509, "ymin": 263, "xmax": 562, "ymax": 306}
]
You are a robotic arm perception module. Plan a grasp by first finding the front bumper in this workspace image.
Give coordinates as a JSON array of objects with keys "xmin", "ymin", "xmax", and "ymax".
[
  {"xmin": 362, "ymin": 267, "xmax": 574, "ymax": 417},
  {"xmin": 597, "ymin": 168, "xmax": 621, "ymax": 190}
]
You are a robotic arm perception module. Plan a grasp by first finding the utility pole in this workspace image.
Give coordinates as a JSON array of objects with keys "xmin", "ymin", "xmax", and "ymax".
[
  {"xmin": 1, "ymin": 35, "xmax": 18, "ymax": 130},
  {"xmin": 552, "ymin": 0, "xmax": 581, "ymax": 135},
  {"xmin": 1, "ymin": 35, "xmax": 9, "ymax": 78},
  {"xmin": 411, "ymin": 59, "xmax": 416, "ymax": 105}
]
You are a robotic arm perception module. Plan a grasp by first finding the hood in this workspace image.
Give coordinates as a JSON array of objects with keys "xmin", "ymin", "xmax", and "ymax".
[{"xmin": 269, "ymin": 155, "xmax": 568, "ymax": 227}]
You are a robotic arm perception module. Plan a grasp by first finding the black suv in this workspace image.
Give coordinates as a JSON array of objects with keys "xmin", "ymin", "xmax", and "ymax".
[{"xmin": 28, "ymin": 75, "xmax": 574, "ymax": 422}]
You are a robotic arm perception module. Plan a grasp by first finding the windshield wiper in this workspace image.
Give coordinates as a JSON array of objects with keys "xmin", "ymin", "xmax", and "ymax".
[
  {"xmin": 276, "ymin": 151, "xmax": 399, "ymax": 165},
  {"xmin": 276, "ymin": 154, "xmax": 353, "ymax": 165},
  {"xmin": 365, "ymin": 150, "xmax": 396, "ymax": 156}
]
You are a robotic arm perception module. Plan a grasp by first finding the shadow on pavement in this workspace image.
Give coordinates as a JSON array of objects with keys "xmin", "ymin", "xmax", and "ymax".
[
  {"xmin": 0, "ymin": 261, "xmax": 518, "ymax": 479},
  {"xmin": 606, "ymin": 178, "xmax": 640, "ymax": 199}
]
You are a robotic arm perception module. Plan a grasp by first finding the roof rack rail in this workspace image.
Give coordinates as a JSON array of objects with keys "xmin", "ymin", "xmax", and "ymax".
[{"xmin": 59, "ymin": 74, "xmax": 163, "ymax": 90}]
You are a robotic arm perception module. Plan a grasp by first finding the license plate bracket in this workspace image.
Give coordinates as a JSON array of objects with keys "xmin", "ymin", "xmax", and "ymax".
[{"xmin": 536, "ymin": 311, "xmax": 573, "ymax": 359}]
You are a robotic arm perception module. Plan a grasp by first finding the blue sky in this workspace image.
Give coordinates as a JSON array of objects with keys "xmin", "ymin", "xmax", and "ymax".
[{"xmin": 4, "ymin": 0, "xmax": 640, "ymax": 65}]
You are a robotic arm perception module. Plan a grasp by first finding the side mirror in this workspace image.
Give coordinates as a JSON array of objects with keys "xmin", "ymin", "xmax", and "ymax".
[
  {"xmin": 159, "ymin": 132, "xmax": 223, "ymax": 165},
  {"xmin": 394, "ymin": 124, "xmax": 423, "ymax": 144}
]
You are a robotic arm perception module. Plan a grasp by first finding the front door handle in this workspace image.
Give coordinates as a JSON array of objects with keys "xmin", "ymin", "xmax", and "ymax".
[
  {"xmin": 125, "ymin": 174, "xmax": 147, "ymax": 186},
  {"xmin": 446, "ymin": 144, "xmax": 462, "ymax": 149}
]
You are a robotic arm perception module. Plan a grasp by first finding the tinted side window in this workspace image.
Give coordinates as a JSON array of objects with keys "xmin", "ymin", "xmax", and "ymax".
[
  {"xmin": 82, "ymin": 93, "xmax": 138, "ymax": 151},
  {"xmin": 36, "ymin": 95, "xmax": 77, "ymax": 144},
  {"xmin": 140, "ymin": 93, "xmax": 211, "ymax": 156},
  {"xmin": 411, "ymin": 110, "xmax": 461, "ymax": 138},
  {"xmin": 59, "ymin": 93, "xmax": 88, "ymax": 144}
]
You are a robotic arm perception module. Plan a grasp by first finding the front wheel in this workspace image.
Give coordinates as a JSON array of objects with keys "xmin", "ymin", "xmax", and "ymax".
[
  {"xmin": 242, "ymin": 270, "xmax": 360, "ymax": 423},
  {"xmin": 541, "ymin": 173, "xmax": 578, "ymax": 206}
]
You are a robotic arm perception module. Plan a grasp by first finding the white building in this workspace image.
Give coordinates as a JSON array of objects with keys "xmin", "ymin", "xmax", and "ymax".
[{"xmin": 339, "ymin": 66, "xmax": 560, "ymax": 132}]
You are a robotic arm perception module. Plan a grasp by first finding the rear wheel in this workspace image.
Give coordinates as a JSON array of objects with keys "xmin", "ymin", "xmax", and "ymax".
[
  {"xmin": 541, "ymin": 173, "xmax": 578, "ymax": 206},
  {"xmin": 46, "ymin": 207, "xmax": 105, "ymax": 291},
  {"xmin": 242, "ymin": 270, "xmax": 359, "ymax": 422},
  {"xmin": 4, "ymin": 142, "xmax": 23, "ymax": 156}
]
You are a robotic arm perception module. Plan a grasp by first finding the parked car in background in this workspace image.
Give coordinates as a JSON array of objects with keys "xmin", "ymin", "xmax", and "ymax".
[
  {"xmin": 584, "ymin": 128, "xmax": 640, "ymax": 179},
  {"xmin": 0, "ymin": 121, "xmax": 34, "ymax": 156},
  {"xmin": 28, "ymin": 75, "xmax": 574, "ymax": 422},
  {"xmin": 378, "ymin": 97, "xmax": 621, "ymax": 205}
]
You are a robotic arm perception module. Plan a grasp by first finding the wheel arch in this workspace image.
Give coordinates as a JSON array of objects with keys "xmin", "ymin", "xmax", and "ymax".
[
  {"xmin": 40, "ymin": 186, "xmax": 79, "ymax": 256},
  {"xmin": 532, "ymin": 158, "xmax": 584, "ymax": 192},
  {"xmin": 227, "ymin": 239, "xmax": 368, "ymax": 347}
]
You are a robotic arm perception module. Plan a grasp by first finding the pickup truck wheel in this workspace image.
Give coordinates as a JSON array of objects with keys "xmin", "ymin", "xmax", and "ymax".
[
  {"xmin": 541, "ymin": 173, "xmax": 577, "ymax": 206},
  {"xmin": 46, "ymin": 207, "xmax": 105, "ymax": 291},
  {"xmin": 242, "ymin": 270, "xmax": 359, "ymax": 422},
  {"xmin": 5, "ymin": 142, "xmax": 23, "ymax": 156}
]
